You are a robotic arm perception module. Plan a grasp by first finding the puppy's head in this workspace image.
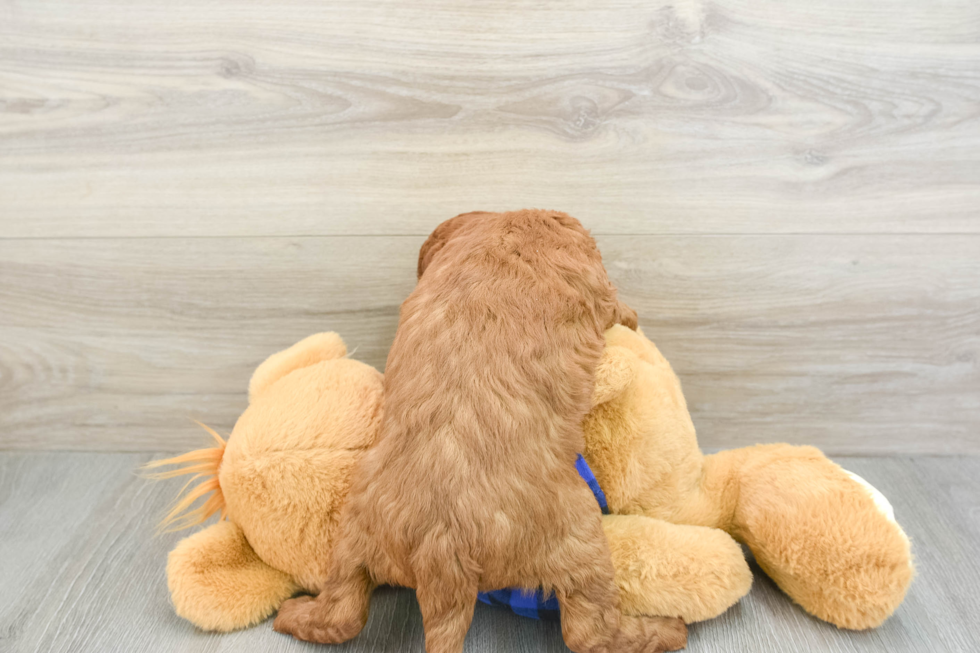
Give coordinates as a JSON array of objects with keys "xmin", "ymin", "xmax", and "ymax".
[{"xmin": 417, "ymin": 211, "xmax": 494, "ymax": 279}]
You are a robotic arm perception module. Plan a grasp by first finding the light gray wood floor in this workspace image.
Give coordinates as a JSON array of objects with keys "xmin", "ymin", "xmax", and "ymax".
[{"xmin": 1, "ymin": 452, "xmax": 977, "ymax": 653}]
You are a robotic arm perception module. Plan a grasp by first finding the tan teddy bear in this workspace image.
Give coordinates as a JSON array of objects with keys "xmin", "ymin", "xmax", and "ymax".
[
  {"xmin": 150, "ymin": 328, "xmax": 911, "ymax": 633},
  {"xmin": 588, "ymin": 325, "xmax": 913, "ymax": 629}
]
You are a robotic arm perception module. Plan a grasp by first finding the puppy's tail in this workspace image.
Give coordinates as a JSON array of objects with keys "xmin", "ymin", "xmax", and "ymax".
[{"xmin": 142, "ymin": 421, "xmax": 227, "ymax": 533}]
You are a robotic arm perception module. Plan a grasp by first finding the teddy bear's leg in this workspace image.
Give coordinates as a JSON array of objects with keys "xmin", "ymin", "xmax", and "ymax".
[
  {"xmin": 248, "ymin": 332, "xmax": 348, "ymax": 400},
  {"xmin": 704, "ymin": 444, "xmax": 914, "ymax": 629},
  {"xmin": 603, "ymin": 514, "xmax": 752, "ymax": 623},
  {"xmin": 167, "ymin": 520, "xmax": 298, "ymax": 632}
]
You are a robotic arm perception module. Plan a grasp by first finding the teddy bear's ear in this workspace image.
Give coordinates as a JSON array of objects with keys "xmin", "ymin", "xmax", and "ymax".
[
  {"xmin": 592, "ymin": 346, "xmax": 639, "ymax": 407},
  {"xmin": 248, "ymin": 332, "xmax": 348, "ymax": 402}
]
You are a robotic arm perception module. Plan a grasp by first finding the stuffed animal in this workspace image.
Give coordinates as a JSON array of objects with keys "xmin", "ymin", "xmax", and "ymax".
[
  {"xmin": 586, "ymin": 325, "xmax": 914, "ymax": 629},
  {"xmin": 150, "ymin": 329, "xmax": 912, "ymax": 633},
  {"xmin": 149, "ymin": 331, "xmax": 751, "ymax": 632}
]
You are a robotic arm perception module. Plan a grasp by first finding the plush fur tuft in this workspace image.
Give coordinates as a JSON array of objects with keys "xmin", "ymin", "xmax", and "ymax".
[{"xmin": 143, "ymin": 422, "xmax": 227, "ymax": 532}]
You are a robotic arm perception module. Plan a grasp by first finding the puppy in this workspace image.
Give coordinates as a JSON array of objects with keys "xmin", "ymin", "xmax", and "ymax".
[{"xmin": 275, "ymin": 209, "xmax": 686, "ymax": 653}]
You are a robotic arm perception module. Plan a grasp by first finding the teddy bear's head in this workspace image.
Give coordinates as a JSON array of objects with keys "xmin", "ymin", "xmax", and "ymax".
[
  {"xmin": 220, "ymin": 336, "xmax": 384, "ymax": 590},
  {"xmin": 152, "ymin": 333, "xmax": 384, "ymax": 592}
]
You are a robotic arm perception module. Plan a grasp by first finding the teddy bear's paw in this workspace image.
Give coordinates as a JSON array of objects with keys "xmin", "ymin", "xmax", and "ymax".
[
  {"xmin": 167, "ymin": 521, "xmax": 298, "ymax": 632},
  {"xmin": 617, "ymin": 615, "xmax": 688, "ymax": 653},
  {"xmin": 273, "ymin": 595, "xmax": 364, "ymax": 644}
]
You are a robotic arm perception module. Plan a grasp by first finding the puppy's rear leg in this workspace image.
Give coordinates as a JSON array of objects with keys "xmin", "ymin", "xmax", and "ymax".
[
  {"xmin": 557, "ymin": 558, "xmax": 686, "ymax": 653},
  {"xmin": 413, "ymin": 547, "xmax": 478, "ymax": 653},
  {"xmin": 556, "ymin": 573, "xmax": 620, "ymax": 653},
  {"xmin": 416, "ymin": 580, "xmax": 477, "ymax": 653},
  {"xmin": 552, "ymin": 492, "xmax": 687, "ymax": 653},
  {"xmin": 273, "ymin": 543, "xmax": 374, "ymax": 644}
]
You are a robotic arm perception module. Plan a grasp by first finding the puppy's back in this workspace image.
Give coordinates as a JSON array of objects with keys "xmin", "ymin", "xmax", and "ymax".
[
  {"xmin": 273, "ymin": 211, "xmax": 682, "ymax": 652},
  {"xmin": 376, "ymin": 211, "xmax": 618, "ymax": 519}
]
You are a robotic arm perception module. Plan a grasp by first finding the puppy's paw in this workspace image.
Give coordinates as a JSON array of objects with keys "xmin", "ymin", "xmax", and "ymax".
[
  {"xmin": 273, "ymin": 595, "xmax": 364, "ymax": 644},
  {"xmin": 620, "ymin": 614, "xmax": 688, "ymax": 652},
  {"xmin": 274, "ymin": 595, "xmax": 315, "ymax": 638},
  {"xmin": 649, "ymin": 616, "xmax": 687, "ymax": 652},
  {"xmin": 274, "ymin": 595, "xmax": 336, "ymax": 643}
]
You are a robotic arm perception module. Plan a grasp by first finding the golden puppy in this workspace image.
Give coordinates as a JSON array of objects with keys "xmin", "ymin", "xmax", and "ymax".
[{"xmin": 275, "ymin": 209, "xmax": 686, "ymax": 653}]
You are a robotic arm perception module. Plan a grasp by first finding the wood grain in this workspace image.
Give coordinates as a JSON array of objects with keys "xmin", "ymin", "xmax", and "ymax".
[
  {"xmin": 1, "ymin": 0, "xmax": 978, "ymax": 453},
  {"xmin": 2, "ymin": 452, "xmax": 978, "ymax": 652},
  {"xmin": 1, "ymin": 0, "xmax": 978, "ymax": 237},
  {"xmin": 1, "ymin": 3, "xmax": 976, "ymax": 648},
  {"xmin": 1, "ymin": 235, "xmax": 976, "ymax": 454}
]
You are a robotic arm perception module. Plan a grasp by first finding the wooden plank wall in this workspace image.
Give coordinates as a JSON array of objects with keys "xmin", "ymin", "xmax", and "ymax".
[{"xmin": 1, "ymin": 0, "xmax": 978, "ymax": 453}]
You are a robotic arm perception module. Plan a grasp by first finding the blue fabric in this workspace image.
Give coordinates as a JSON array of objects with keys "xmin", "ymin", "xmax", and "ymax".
[
  {"xmin": 575, "ymin": 453, "xmax": 610, "ymax": 515},
  {"xmin": 478, "ymin": 587, "xmax": 561, "ymax": 621},
  {"xmin": 476, "ymin": 454, "xmax": 607, "ymax": 621}
]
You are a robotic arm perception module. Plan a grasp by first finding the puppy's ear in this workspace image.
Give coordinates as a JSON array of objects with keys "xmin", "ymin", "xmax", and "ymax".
[
  {"xmin": 613, "ymin": 299, "xmax": 638, "ymax": 331},
  {"xmin": 592, "ymin": 346, "xmax": 639, "ymax": 407},
  {"xmin": 418, "ymin": 211, "xmax": 492, "ymax": 279}
]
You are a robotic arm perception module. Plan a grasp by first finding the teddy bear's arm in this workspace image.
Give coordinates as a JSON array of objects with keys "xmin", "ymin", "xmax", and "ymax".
[
  {"xmin": 603, "ymin": 514, "xmax": 751, "ymax": 623},
  {"xmin": 168, "ymin": 520, "xmax": 298, "ymax": 632}
]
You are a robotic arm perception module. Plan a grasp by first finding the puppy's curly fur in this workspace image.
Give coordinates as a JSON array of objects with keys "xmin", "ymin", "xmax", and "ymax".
[{"xmin": 275, "ymin": 209, "xmax": 686, "ymax": 653}]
